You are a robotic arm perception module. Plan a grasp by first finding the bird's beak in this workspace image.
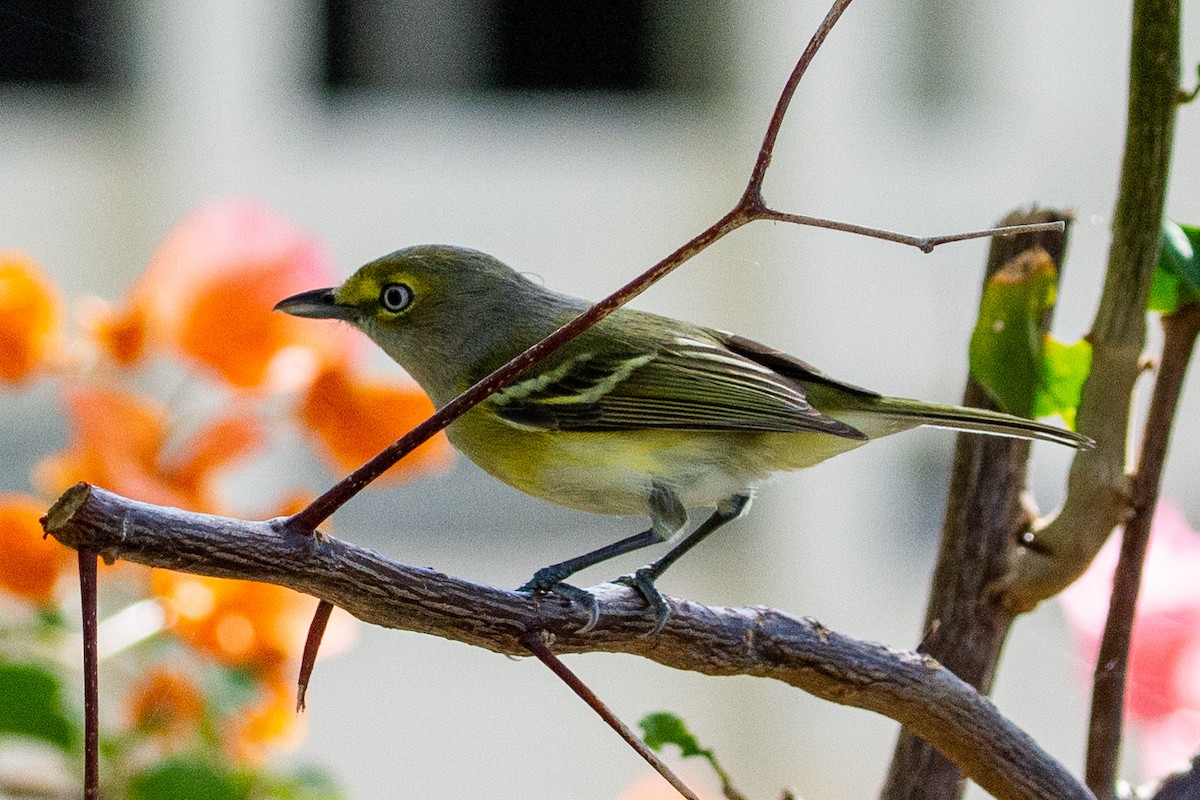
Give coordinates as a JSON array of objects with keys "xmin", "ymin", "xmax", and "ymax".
[{"xmin": 273, "ymin": 287, "xmax": 356, "ymax": 321}]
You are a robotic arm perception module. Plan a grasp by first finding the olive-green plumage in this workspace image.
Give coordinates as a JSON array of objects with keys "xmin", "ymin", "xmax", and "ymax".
[{"xmin": 276, "ymin": 244, "xmax": 1091, "ymax": 630}]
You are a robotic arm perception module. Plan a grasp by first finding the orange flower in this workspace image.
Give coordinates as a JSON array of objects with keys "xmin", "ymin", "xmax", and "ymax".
[
  {"xmin": 130, "ymin": 199, "xmax": 357, "ymax": 390},
  {"xmin": 0, "ymin": 494, "xmax": 73, "ymax": 604},
  {"xmin": 79, "ymin": 298, "xmax": 149, "ymax": 367},
  {"xmin": 35, "ymin": 384, "xmax": 263, "ymax": 513},
  {"xmin": 126, "ymin": 667, "xmax": 205, "ymax": 741},
  {"xmin": 300, "ymin": 361, "xmax": 452, "ymax": 483},
  {"xmin": 151, "ymin": 572, "xmax": 315, "ymax": 676},
  {"xmin": 0, "ymin": 253, "xmax": 62, "ymax": 384}
]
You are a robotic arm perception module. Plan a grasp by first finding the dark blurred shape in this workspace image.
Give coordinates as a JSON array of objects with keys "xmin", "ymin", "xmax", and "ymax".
[
  {"xmin": 492, "ymin": 0, "xmax": 647, "ymax": 92},
  {"xmin": 323, "ymin": 0, "xmax": 357, "ymax": 91},
  {"xmin": 0, "ymin": 0, "xmax": 114, "ymax": 87},
  {"xmin": 320, "ymin": 0, "xmax": 727, "ymax": 98}
]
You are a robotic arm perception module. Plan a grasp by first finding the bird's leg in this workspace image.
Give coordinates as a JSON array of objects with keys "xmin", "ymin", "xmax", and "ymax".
[
  {"xmin": 518, "ymin": 483, "xmax": 687, "ymax": 633},
  {"xmin": 617, "ymin": 491, "xmax": 753, "ymax": 635}
]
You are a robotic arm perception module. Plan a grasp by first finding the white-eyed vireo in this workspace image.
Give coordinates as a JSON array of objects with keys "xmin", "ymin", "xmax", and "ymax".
[{"xmin": 275, "ymin": 245, "xmax": 1090, "ymax": 632}]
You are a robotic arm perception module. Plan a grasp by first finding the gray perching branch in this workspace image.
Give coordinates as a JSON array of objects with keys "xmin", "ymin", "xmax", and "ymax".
[{"xmin": 45, "ymin": 483, "xmax": 1094, "ymax": 800}]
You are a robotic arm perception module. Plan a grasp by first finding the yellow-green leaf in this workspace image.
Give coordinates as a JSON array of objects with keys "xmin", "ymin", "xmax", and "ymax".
[{"xmin": 968, "ymin": 248, "xmax": 1089, "ymax": 428}]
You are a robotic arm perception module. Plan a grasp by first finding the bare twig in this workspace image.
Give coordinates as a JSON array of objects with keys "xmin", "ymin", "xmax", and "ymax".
[
  {"xmin": 44, "ymin": 483, "xmax": 1094, "ymax": 800},
  {"xmin": 1005, "ymin": 0, "xmax": 1181, "ymax": 613},
  {"xmin": 296, "ymin": 599, "xmax": 333, "ymax": 711},
  {"xmin": 520, "ymin": 632, "xmax": 702, "ymax": 800},
  {"xmin": 1085, "ymin": 304, "xmax": 1200, "ymax": 798},
  {"xmin": 757, "ymin": 209, "xmax": 1066, "ymax": 253},
  {"xmin": 78, "ymin": 549, "xmax": 99, "ymax": 800}
]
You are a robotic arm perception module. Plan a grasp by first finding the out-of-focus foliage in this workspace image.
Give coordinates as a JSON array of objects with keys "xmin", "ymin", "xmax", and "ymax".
[{"xmin": 1149, "ymin": 220, "xmax": 1200, "ymax": 314}]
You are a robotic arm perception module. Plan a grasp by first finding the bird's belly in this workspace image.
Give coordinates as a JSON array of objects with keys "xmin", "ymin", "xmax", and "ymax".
[{"xmin": 447, "ymin": 411, "xmax": 868, "ymax": 515}]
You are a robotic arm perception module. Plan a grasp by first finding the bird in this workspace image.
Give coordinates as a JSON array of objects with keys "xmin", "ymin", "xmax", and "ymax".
[{"xmin": 275, "ymin": 244, "xmax": 1091, "ymax": 633}]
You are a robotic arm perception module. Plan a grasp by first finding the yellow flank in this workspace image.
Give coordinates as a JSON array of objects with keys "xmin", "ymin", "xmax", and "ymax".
[{"xmin": 447, "ymin": 398, "xmax": 875, "ymax": 516}]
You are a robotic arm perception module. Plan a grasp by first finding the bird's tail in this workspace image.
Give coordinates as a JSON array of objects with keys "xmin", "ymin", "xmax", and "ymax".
[{"xmin": 843, "ymin": 395, "xmax": 1093, "ymax": 449}]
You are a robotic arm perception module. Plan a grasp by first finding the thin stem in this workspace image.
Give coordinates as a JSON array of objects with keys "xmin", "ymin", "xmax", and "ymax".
[
  {"xmin": 520, "ymin": 631, "xmax": 702, "ymax": 800},
  {"xmin": 758, "ymin": 208, "xmax": 1065, "ymax": 253},
  {"xmin": 744, "ymin": 0, "xmax": 855, "ymax": 200},
  {"xmin": 1084, "ymin": 304, "xmax": 1200, "ymax": 798},
  {"xmin": 79, "ymin": 548, "xmax": 99, "ymax": 800},
  {"xmin": 296, "ymin": 599, "xmax": 334, "ymax": 711}
]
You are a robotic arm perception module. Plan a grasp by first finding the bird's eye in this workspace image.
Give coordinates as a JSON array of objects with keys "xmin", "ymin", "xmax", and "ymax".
[{"xmin": 379, "ymin": 283, "xmax": 413, "ymax": 313}]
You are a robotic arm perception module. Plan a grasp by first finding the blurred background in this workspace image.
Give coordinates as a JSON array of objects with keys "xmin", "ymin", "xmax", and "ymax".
[{"xmin": 2, "ymin": 1, "xmax": 1198, "ymax": 797}]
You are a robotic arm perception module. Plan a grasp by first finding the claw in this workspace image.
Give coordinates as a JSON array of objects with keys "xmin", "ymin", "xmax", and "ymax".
[
  {"xmin": 614, "ymin": 567, "xmax": 670, "ymax": 635},
  {"xmin": 517, "ymin": 573, "xmax": 600, "ymax": 633}
]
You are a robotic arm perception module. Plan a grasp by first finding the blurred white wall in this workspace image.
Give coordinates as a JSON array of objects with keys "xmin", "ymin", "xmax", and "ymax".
[{"xmin": 2, "ymin": 1, "xmax": 1198, "ymax": 798}]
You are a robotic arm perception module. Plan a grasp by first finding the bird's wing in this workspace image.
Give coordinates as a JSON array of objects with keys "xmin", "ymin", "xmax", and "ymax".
[
  {"xmin": 714, "ymin": 331, "xmax": 881, "ymax": 399},
  {"xmin": 489, "ymin": 332, "xmax": 866, "ymax": 439}
]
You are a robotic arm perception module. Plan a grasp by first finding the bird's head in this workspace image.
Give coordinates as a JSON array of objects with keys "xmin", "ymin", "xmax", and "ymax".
[{"xmin": 274, "ymin": 244, "xmax": 566, "ymax": 401}]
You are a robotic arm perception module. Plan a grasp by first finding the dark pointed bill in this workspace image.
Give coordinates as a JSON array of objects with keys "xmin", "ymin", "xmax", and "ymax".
[{"xmin": 273, "ymin": 288, "xmax": 355, "ymax": 321}]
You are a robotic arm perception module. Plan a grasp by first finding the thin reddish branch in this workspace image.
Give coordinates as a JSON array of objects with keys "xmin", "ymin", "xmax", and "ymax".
[
  {"xmin": 742, "ymin": 0, "xmax": 853, "ymax": 199},
  {"xmin": 757, "ymin": 208, "xmax": 1067, "ymax": 253},
  {"xmin": 1085, "ymin": 304, "xmax": 1200, "ymax": 798},
  {"xmin": 296, "ymin": 599, "xmax": 334, "ymax": 711},
  {"xmin": 521, "ymin": 632, "xmax": 702, "ymax": 800},
  {"xmin": 78, "ymin": 549, "xmax": 99, "ymax": 800}
]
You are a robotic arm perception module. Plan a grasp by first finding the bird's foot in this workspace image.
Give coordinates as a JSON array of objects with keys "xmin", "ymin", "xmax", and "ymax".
[
  {"xmin": 518, "ymin": 569, "xmax": 601, "ymax": 633},
  {"xmin": 614, "ymin": 567, "xmax": 670, "ymax": 636}
]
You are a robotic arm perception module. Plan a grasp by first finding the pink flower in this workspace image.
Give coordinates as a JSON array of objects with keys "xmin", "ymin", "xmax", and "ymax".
[
  {"xmin": 119, "ymin": 199, "xmax": 360, "ymax": 390},
  {"xmin": 1060, "ymin": 501, "xmax": 1200, "ymax": 779}
]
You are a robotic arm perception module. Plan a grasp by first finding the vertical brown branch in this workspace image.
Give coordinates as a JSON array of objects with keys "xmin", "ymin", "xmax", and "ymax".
[
  {"xmin": 1085, "ymin": 304, "xmax": 1200, "ymax": 798},
  {"xmin": 880, "ymin": 209, "xmax": 1072, "ymax": 800}
]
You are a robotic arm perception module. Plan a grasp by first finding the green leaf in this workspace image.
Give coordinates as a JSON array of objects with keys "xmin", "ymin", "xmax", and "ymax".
[
  {"xmin": 640, "ymin": 712, "xmax": 749, "ymax": 799},
  {"xmin": 0, "ymin": 661, "xmax": 76, "ymax": 751},
  {"xmin": 639, "ymin": 711, "xmax": 705, "ymax": 759},
  {"xmin": 1033, "ymin": 336, "xmax": 1092, "ymax": 429},
  {"xmin": 968, "ymin": 249, "xmax": 1089, "ymax": 425},
  {"xmin": 1150, "ymin": 220, "xmax": 1200, "ymax": 313},
  {"xmin": 129, "ymin": 758, "xmax": 247, "ymax": 800}
]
